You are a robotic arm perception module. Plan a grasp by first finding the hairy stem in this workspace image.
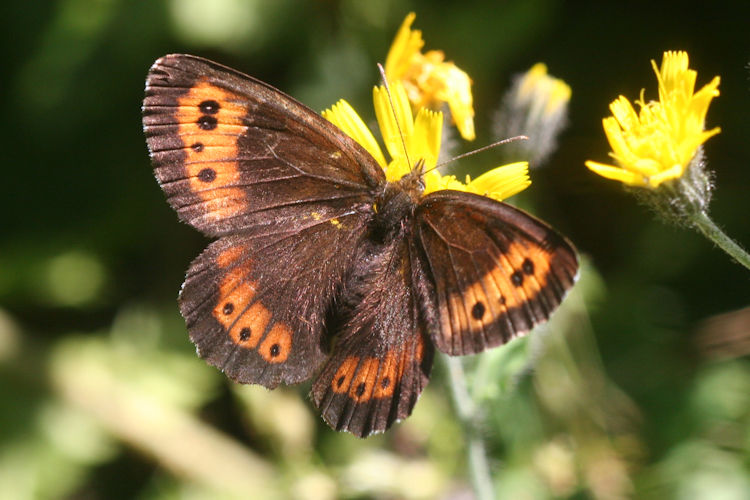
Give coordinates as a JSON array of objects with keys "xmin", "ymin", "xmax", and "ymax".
[
  {"xmin": 691, "ymin": 211, "xmax": 750, "ymax": 271},
  {"xmin": 443, "ymin": 354, "xmax": 495, "ymax": 500}
]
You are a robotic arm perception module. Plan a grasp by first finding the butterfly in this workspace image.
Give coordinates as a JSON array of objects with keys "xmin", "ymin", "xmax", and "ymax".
[{"xmin": 142, "ymin": 54, "xmax": 578, "ymax": 437}]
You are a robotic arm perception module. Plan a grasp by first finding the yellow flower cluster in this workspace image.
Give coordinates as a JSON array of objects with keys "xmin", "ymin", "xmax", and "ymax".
[
  {"xmin": 384, "ymin": 12, "xmax": 476, "ymax": 141},
  {"xmin": 586, "ymin": 51, "xmax": 720, "ymax": 188},
  {"xmin": 322, "ymin": 80, "xmax": 529, "ymax": 202}
]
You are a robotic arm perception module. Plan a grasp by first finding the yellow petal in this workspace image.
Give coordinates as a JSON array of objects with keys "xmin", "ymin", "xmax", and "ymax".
[
  {"xmin": 518, "ymin": 63, "xmax": 548, "ymax": 99},
  {"xmin": 440, "ymin": 63, "xmax": 475, "ymax": 140},
  {"xmin": 467, "ymin": 162, "xmax": 531, "ymax": 201},
  {"xmin": 374, "ymin": 82, "xmax": 414, "ymax": 164},
  {"xmin": 384, "ymin": 12, "xmax": 423, "ymax": 80},
  {"xmin": 322, "ymin": 99, "xmax": 387, "ymax": 167},
  {"xmin": 601, "ymin": 116, "xmax": 636, "ymax": 165},
  {"xmin": 410, "ymin": 108, "xmax": 442, "ymax": 169},
  {"xmin": 423, "ymin": 171, "xmax": 461, "ymax": 195},
  {"xmin": 546, "ymin": 79, "xmax": 572, "ymax": 116},
  {"xmin": 609, "ymin": 96, "xmax": 639, "ymax": 130},
  {"xmin": 585, "ymin": 161, "xmax": 645, "ymax": 186}
]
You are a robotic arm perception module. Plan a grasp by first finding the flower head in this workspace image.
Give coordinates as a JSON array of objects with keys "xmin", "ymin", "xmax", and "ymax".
[
  {"xmin": 494, "ymin": 63, "xmax": 572, "ymax": 167},
  {"xmin": 322, "ymin": 81, "xmax": 529, "ymax": 202},
  {"xmin": 516, "ymin": 63, "xmax": 572, "ymax": 119},
  {"xmin": 585, "ymin": 51, "xmax": 720, "ymax": 188},
  {"xmin": 385, "ymin": 12, "xmax": 476, "ymax": 141}
]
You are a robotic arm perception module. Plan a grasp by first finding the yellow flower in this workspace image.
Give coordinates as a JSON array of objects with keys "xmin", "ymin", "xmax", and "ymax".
[
  {"xmin": 516, "ymin": 63, "xmax": 571, "ymax": 123},
  {"xmin": 494, "ymin": 63, "xmax": 572, "ymax": 167},
  {"xmin": 322, "ymin": 80, "xmax": 529, "ymax": 202},
  {"xmin": 585, "ymin": 51, "xmax": 720, "ymax": 188},
  {"xmin": 384, "ymin": 12, "xmax": 476, "ymax": 141}
]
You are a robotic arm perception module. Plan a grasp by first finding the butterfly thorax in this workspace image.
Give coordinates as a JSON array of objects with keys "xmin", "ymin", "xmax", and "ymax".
[{"xmin": 371, "ymin": 169, "xmax": 424, "ymax": 243}]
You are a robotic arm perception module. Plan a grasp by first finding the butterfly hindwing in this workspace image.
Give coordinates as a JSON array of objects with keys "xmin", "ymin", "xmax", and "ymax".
[
  {"xmin": 415, "ymin": 190, "xmax": 578, "ymax": 355},
  {"xmin": 143, "ymin": 54, "xmax": 384, "ymax": 237},
  {"xmin": 311, "ymin": 237, "xmax": 434, "ymax": 437},
  {"xmin": 180, "ymin": 203, "xmax": 371, "ymax": 387}
]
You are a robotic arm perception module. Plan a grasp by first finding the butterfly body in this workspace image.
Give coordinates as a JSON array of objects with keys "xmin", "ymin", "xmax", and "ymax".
[{"xmin": 143, "ymin": 54, "xmax": 578, "ymax": 437}]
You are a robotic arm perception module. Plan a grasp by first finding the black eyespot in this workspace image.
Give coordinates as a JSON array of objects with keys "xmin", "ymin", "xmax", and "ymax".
[
  {"xmin": 199, "ymin": 99, "xmax": 220, "ymax": 114},
  {"xmin": 336, "ymin": 376, "xmax": 345, "ymax": 387},
  {"xmin": 381, "ymin": 377, "xmax": 390, "ymax": 389},
  {"xmin": 223, "ymin": 303, "xmax": 234, "ymax": 315},
  {"xmin": 522, "ymin": 258, "xmax": 535, "ymax": 275},
  {"xmin": 511, "ymin": 271, "xmax": 524, "ymax": 287},
  {"xmin": 355, "ymin": 383, "xmax": 366, "ymax": 396},
  {"xmin": 270, "ymin": 344, "xmax": 280, "ymax": 357},
  {"xmin": 197, "ymin": 168, "xmax": 216, "ymax": 183},
  {"xmin": 197, "ymin": 115, "xmax": 217, "ymax": 130},
  {"xmin": 191, "ymin": 142, "xmax": 204, "ymax": 152},
  {"xmin": 471, "ymin": 301, "xmax": 486, "ymax": 320},
  {"xmin": 239, "ymin": 327, "xmax": 251, "ymax": 341}
]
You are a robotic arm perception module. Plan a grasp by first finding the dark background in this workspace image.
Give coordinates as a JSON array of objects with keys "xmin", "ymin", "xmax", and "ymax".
[{"xmin": 1, "ymin": 1, "xmax": 748, "ymax": 498}]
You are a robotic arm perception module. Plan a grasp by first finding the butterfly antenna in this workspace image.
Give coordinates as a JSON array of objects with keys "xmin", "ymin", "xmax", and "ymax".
[
  {"xmin": 377, "ymin": 63, "xmax": 413, "ymax": 172},
  {"xmin": 422, "ymin": 135, "xmax": 529, "ymax": 176}
]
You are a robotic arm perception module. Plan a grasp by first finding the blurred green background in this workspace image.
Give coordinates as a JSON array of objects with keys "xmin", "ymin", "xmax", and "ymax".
[{"xmin": 1, "ymin": 0, "xmax": 749, "ymax": 498}]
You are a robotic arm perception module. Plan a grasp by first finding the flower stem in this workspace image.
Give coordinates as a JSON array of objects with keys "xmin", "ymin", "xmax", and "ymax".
[
  {"xmin": 443, "ymin": 354, "xmax": 495, "ymax": 500},
  {"xmin": 690, "ymin": 211, "xmax": 750, "ymax": 271}
]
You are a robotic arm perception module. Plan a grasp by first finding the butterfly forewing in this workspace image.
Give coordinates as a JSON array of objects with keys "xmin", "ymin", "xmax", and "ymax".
[
  {"xmin": 143, "ymin": 54, "xmax": 384, "ymax": 237},
  {"xmin": 415, "ymin": 191, "xmax": 578, "ymax": 355}
]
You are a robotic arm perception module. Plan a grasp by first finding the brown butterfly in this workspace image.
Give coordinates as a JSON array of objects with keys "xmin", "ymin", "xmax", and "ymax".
[{"xmin": 142, "ymin": 54, "xmax": 578, "ymax": 437}]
